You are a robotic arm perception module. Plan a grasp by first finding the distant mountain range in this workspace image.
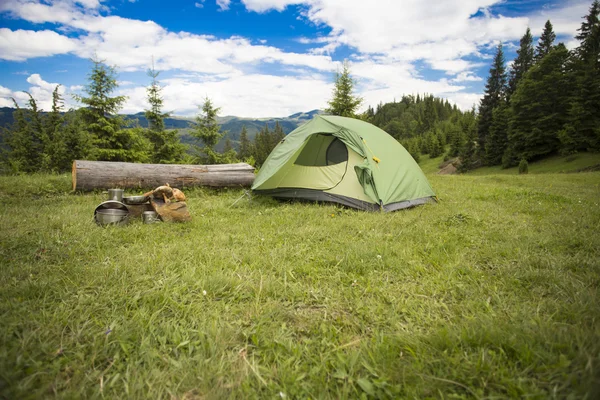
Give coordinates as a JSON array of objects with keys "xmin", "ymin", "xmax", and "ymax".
[{"xmin": 0, "ymin": 107, "xmax": 322, "ymax": 151}]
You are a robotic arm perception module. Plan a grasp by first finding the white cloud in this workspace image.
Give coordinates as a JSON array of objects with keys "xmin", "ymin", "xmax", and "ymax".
[
  {"xmin": 0, "ymin": 74, "xmax": 71, "ymax": 111},
  {"xmin": 119, "ymin": 73, "xmax": 333, "ymax": 117},
  {"xmin": 444, "ymin": 92, "xmax": 481, "ymax": 111},
  {"xmin": 195, "ymin": 1, "xmax": 204, "ymax": 8},
  {"xmin": 528, "ymin": 0, "xmax": 590, "ymax": 39},
  {"xmin": 239, "ymin": 0, "xmax": 583, "ymax": 77},
  {"xmin": 216, "ymin": 0, "xmax": 231, "ymax": 11},
  {"xmin": 0, "ymin": 85, "xmax": 13, "ymax": 98},
  {"xmin": 242, "ymin": 0, "xmax": 298, "ymax": 12},
  {"xmin": 0, "ymin": 0, "xmax": 592, "ymax": 117},
  {"xmin": 451, "ymin": 72, "xmax": 483, "ymax": 83},
  {"xmin": 0, "ymin": 28, "xmax": 78, "ymax": 61}
]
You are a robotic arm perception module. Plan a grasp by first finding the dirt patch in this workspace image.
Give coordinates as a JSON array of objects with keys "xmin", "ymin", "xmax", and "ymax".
[
  {"xmin": 438, "ymin": 163, "xmax": 458, "ymax": 175},
  {"xmin": 438, "ymin": 157, "xmax": 461, "ymax": 175}
]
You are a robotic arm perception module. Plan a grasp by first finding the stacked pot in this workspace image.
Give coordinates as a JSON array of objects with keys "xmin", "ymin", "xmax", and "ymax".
[{"xmin": 94, "ymin": 189, "xmax": 159, "ymax": 226}]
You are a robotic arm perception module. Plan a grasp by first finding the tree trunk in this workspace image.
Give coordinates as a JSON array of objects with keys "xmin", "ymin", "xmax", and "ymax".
[{"xmin": 72, "ymin": 160, "xmax": 255, "ymax": 191}]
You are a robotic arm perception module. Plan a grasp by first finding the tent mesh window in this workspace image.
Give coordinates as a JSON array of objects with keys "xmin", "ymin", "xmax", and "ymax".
[{"xmin": 294, "ymin": 134, "xmax": 348, "ymax": 166}]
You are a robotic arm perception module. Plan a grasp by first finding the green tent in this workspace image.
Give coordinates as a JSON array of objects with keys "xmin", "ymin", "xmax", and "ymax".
[{"xmin": 252, "ymin": 115, "xmax": 436, "ymax": 211}]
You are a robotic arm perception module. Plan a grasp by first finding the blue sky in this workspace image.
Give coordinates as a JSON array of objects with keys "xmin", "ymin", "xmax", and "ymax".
[{"xmin": 0, "ymin": 0, "xmax": 592, "ymax": 117}]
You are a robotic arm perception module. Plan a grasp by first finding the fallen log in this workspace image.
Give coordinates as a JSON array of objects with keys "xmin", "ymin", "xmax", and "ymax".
[{"xmin": 72, "ymin": 160, "xmax": 255, "ymax": 191}]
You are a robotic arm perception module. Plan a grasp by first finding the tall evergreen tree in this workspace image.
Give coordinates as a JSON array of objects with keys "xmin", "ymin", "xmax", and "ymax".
[
  {"xmin": 3, "ymin": 100, "xmax": 33, "ymax": 173},
  {"xmin": 143, "ymin": 63, "xmax": 185, "ymax": 163},
  {"xmin": 145, "ymin": 63, "xmax": 167, "ymax": 133},
  {"xmin": 508, "ymin": 28, "xmax": 534, "ymax": 98},
  {"xmin": 223, "ymin": 137, "xmax": 233, "ymax": 153},
  {"xmin": 562, "ymin": 0, "xmax": 600, "ymax": 152},
  {"xmin": 74, "ymin": 57, "xmax": 149, "ymax": 161},
  {"xmin": 485, "ymin": 102, "xmax": 511, "ymax": 165},
  {"xmin": 507, "ymin": 44, "xmax": 570, "ymax": 161},
  {"xmin": 325, "ymin": 60, "xmax": 363, "ymax": 118},
  {"xmin": 535, "ymin": 20, "xmax": 556, "ymax": 61},
  {"xmin": 427, "ymin": 132, "xmax": 443, "ymax": 158},
  {"xmin": 192, "ymin": 97, "xmax": 225, "ymax": 164},
  {"xmin": 574, "ymin": 0, "xmax": 600, "ymax": 62},
  {"xmin": 54, "ymin": 109, "xmax": 95, "ymax": 172},
  {"xmin": 23, "ymin": 92, "xmax": 45, "ymax": 169},
  {"xmin": 477, "ymin": 43, "xmax": 507, "ymax": 159},
  {"xmin": 252, "ymin": 124, "xmax": 272, "ymax": 167},
  {"xmin": 251, "ymin": 123, "xmax": 285, "ymax": 167},
  {"xmin": 272, "ymin": 121, "xmax": 285, "ymax": 144},
  {"xmin": 42, "ymin": 86, "xmax": 66, "ymax": 171},
  {"xmin": 459, "ymin": 117, "xmax": 479, "ymax": 172},
  {"xmin": 238, "ymin": 125, "xmax": 251, "ymax": 159}
]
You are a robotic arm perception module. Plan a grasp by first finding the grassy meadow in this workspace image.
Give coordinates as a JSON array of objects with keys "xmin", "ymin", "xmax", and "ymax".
[{"xmin": 1, "ymin": 164, "xmax": 599, "ymax": 398}]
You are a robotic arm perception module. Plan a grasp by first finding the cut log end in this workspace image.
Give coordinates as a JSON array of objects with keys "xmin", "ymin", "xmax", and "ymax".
[{"xmin": 71, "ymin": 160, "xmax": 77, "ymax": 191}]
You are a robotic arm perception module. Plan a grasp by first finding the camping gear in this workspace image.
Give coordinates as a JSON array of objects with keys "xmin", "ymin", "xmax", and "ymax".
[
  {"xmin": 107, "ymin": 188, "xmax": 124, "ymax": 202},
  {"xmin": 150, "ymin": 198, "xmax": 191, "ymax": 222},
  {"xmin": 252, "ymin": 115, "xmax": 436, "ymax": 211},
  {"xmin": 95, "ymin": 209, "xmax": 129, "ymax": 226},
  {"xmin": 94, "ymin": 200, "xmax": 130, "ymax": 226},
  {"xmin": 142, "ymin": 211, "xmax": 159, "ymax": 224},
  {"xmin": 123, "ymin": 195, "xmax": 149, "ymax": 205},
  {"xmin": 72, "ymin": 160, "xmax": 255, "ymax": 191}
]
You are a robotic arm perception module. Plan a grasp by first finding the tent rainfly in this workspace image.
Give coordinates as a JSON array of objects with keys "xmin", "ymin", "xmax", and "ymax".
[{"xmin": 252, "ymin": 115, "xmax": 436, "ymax": 211}]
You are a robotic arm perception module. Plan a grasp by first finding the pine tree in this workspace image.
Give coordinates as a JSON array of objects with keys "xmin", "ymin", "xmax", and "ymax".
[
  {"xmin": 43, "ymin": 86, "xmax": 66, "ymax": 171},
  {"xmin": 24, "ymin": 92, "xmax": 47, "ymax": 170},
  {"xmin": 223, "ymin": 137, "xmax": 233, "ymax": 153},
  {"xmin": 53, "ymin": 109, "xmax": 95, "ymax": 171},
  {"xmin": 325, "ymin": 60, "xmax": 363, "ymax": 117},
  {"xmin": 3, "ymin": 100, "xmax": 33, "ymax": 173},
  {"xmin": 238, "ymin": 125, "xmax": 251, "ymax": 159},
  {"xmin": 574, "ymin": 0, "xmax": 600, "ymax": 62},
  {"xmin": 218, "ymin": 136, "xmax": 238, "ymax": 164},
  {"xmin": 145, "ymin": 63, "xmax": 167, "ymax": 133},
  {"xmin": 74, "ymin": 57, "xmax": 149, "ymax": 162},
  {"xmin": 535, "ymin": 20, "xmax": 556, "ymax": 61},
  {"xmin": 143, "ymin": 63, "xmax": 185, "ymax": 163},
  {"xmin": 428, "ymin": 133, "xmax": 443, "ymax": 158},
  {"xmin": 448, "ymin": 125, "xmax": 464, "ymax": 158},
  {"xmin": 404, "ymin": 140, "xmax": 420, "ymax": 163},
  {"xmin": 272, "ymin": 121, "xmax": 285, "ymax": 145},
  {"xmin": 459, "ymin": 121, "xmax": 479, "ymax": 172},
  {"xmin": 423, "ymin": 96, "xmax": 438, "ymax": 133},
  {"xmin": 251, "ymin": 123, "xmax": 284, "ymax": 167},
  {"xmin": 508, "ymin": 28, "xmax": 534, "ymax": 98},
  {"xmin": 252, "ymin": 124, "xmax": 271, "ymax": 167},
  {"xmin": 477, "ymin": 43, "xmax": 507, "ymax": 160},
  {"xmin": 485, "ymin": 102, "xmax": 511, "ymax": 165},
  {"xmin": 507, "ymin": 44, "xmax": 570, "ymax": 160},
  {"xmin": 561, "ymin": 0, "xmax": 600, "ymax": 152},
  {"xmin": 192, "ymin": 97, "xmax": 225, "ymax": 164}
]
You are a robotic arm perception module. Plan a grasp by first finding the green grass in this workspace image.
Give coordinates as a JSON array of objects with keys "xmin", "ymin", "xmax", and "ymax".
[
  {"xmin": 417, "ymin": 151, "xmax": 600, "ymax": 176},
  {"xmin": 467, "ymin": 152, "xmax": 600, "ymax": 175},
  {"xmin": 1, "ymin": 172, "xmax": 600, "ymax": 399}
]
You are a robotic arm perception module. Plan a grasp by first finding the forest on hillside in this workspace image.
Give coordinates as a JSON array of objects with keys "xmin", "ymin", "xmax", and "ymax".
[
  {"xmin": 1, "ymin": 1, "xmax": 598, "ymax": 174},
  {"xmin": 361, "ymin": 1, "xmax": 600, "ymax": 172}
]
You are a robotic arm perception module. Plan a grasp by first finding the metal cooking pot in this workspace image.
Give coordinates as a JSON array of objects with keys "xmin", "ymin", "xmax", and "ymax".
[
  {"xmin": 142, "ymin": 210, "xmax": 160, "ymax": 224},
  {"xmin": 94, "ymin": 200, "xmax": 129, "ymax": 226},
  {"xmin": 95, "ymin": 208, "xmax": 129, "ymax": 226},
  {"xmin": 123, "ymin": 195, "xmax": 149, "ymax": 205},
  {"xmin": 107, "ymin": 188, "xmax": 124, "ymax": 202}
]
